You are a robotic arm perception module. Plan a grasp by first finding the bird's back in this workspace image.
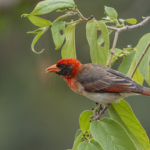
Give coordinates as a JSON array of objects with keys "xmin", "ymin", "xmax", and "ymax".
[{"xmin": 76, "ymin": 63, "xmax": 143, "ymax": 94}]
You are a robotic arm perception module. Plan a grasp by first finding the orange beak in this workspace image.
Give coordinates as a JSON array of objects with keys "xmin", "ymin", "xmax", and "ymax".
[{"xmin": 45, "ymin": 64, "xmax": 59, "ymax": 73}]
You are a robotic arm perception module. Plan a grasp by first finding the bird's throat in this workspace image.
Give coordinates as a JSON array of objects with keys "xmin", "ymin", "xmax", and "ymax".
[{"xmin": 61, "ymin": 76, "xmax": 83, "ymax": 94}]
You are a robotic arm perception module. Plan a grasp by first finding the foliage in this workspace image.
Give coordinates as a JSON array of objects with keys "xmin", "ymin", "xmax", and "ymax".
[{"xmin": 22, "ymin": 0, "xmax": 150, "ymax": 149}]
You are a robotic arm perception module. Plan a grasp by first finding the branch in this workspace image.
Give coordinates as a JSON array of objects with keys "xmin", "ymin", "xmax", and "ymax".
[
  {"xmin": 72, "ymin": 10, "xmax": 150, "ymax": 69},
  {"xmin": 107, "ymin": 31, "xmax": 119, "ymax": 67},
  {"xmin": 107, "ymin": 16, "xmax": 150, "ymax": 67},
  {"xmin": 130, "ymin": 42, "xmax": 150, "ymax": 78},
  {"xmin": 106, "ymin": 16, "xmax": 150, "ymax": 33},
  {"xmin": 74, "ymin": 9, "xmax": 150, "ymax": 32}
]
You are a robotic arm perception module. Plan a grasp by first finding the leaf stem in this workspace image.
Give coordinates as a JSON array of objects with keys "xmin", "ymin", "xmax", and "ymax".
[
  {"xmin": 130, "ymin": 42, "xmax": 150, "ymax": 78},
  {"xmin": 65, "ymin": 19, "xmax": 82, "ymax": 25},
  {"xmin": 76, "ymin": 9, "xmax": 88, "ymax": 21}
]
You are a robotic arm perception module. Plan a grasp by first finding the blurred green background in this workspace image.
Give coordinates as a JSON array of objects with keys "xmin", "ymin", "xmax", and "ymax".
[{"xmin": 0, "ymin": 0, "xmax": 150, "ymax": 149}]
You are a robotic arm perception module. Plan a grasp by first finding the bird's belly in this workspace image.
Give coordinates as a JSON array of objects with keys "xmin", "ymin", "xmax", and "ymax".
[{"xmin": 82, "ymin": 91, "xmax": 123, "ymax": 106}]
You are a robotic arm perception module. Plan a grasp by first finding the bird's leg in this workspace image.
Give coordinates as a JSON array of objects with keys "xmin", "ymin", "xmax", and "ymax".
[
  {"xmin": 93, "ymin": 106, "xmax": 108, "ymax": 120},
  {"xmin": 92, "ymin": 103, "xmax": 103, "ymax": 116},
  {"xmin": 93, "ymin": 104, "xmax": 110, "ymax": 120},
  {"xmin": 97, "ymin": 104, "xmax": 102, "ymax": 114},
  {"xmin": 91, "ymin": 102, "xmax": 99, "ymax": 110}
]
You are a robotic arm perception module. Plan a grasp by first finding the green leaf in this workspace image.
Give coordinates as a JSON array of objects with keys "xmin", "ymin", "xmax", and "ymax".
[
  {"xmin": 118, "ymin": 50, "xmax": 136, "ymax": 75},
  {"xmin": 24, "ymin": 14, "xmax": 51, "ymax": 27},
  {"xmin": 78, "ymin": 140, "xmax": 104, "ymax": 150},
  {"xmin": 90, "ymin": 140, "xmax": 104, "ymax": 150},
  {"xmin": 74, "ymin": 129, "xmax": 82, "ymax": 141},
  {"xmin": 145, "ymin": 66, "xmax": 150, "ymax": 85},
  {"xmin": 79, "ymin": 110, "xmax": 93, "ymax": 131},
  {"xmin": 119, "ymin": 18, "xmax": 125, "ymax": 23},
  {"xmin": 108, "ymin": 48, "xmax": 122, "ymax": 66},
  {"xmin": 136, "ymin": 33, "xmax": 150, "ymax": 85},
  {"xmin": 86, "ymin": 20, "xmax": 109, "ymax": 65},
  {"xmin": 51, "ymin": 20, "xmax": 65, "ymax": 50},
  {"xmin": 113, "ymin": 48, "xmax": 122, "ymax": 55},
  {"xmin": 90, "ymin": 118, "xmax": 137, "ymax": 150},
  {"xmin": 105, "ymin": 6, "xmax": 118, "ymax": 19},
  {"xmin": 29, "ymin": 27, "xmax": 49, "ymax": 54},
  {"xmin": 61, "ymin": 24, "xmax": 76, "ymax": 59},
  {"xmin": 72, "ymin": 131, "xmax": 84, "ymax": 150},
  {"xmin": 97, "ymin": 21, "xmax": 109, "ymax": 54},
  {"xmin": 132, "ymin": 67, "xmax": 144, "ymax": 85},
  {"xmin": 118, "ymin": 51, "xmax": 144, "ymax": 85},
  {"xmin": 28, "ymin": 28, "xmax": 43, "ymax": 34},
  {"xmin": 31, "ymin": 0, "xmax": 75, "ymax": 15},
  {"xmin": 56, "ymin": 8, "xmax": 67, "ymax": 12},
  {"xmin": 126, "ymin": 58, "xmax": 144, "ymax": 85},
  {"xmin": 125, "ymin": 18, "xmax": 137, "ymax": 24},
  {"xmin": 126, "ymin": 58, "xmax": 137, "ymax": 76},
  {"xmin": 109, "ymin": 100, "xmax": 150, "ymax": 150},
  {"xmin": 97, "ymin": 29, "xmax": 113, "ymax": 46}
]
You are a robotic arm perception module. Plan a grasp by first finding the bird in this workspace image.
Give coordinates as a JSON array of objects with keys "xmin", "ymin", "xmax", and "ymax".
[{"xmin": 45, "ymin": 58, "xmax": 150, "ymax": 119}]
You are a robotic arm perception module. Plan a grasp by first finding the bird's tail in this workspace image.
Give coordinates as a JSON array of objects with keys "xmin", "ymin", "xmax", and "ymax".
[{"xmin": 141, "ymin": 87, "xmax": 150, "ymax": 96}]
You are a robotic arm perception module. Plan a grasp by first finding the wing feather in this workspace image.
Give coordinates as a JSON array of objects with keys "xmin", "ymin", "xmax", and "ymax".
[{"xmin": 77, "ymin": 64, "xmax": 143, "ymax": 93}]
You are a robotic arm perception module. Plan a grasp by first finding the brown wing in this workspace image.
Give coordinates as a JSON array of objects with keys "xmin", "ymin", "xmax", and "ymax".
[{"xmin": 76, "ymin": 64, "xmax": 143, "ymax": 93}]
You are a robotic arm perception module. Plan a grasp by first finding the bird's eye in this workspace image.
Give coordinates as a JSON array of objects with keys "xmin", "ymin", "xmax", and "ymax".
[{"xmin": 59, "ymin": 64, "xmax": 65, "ymax": 69}]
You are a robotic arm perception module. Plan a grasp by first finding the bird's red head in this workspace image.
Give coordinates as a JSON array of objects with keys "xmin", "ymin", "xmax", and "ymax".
[{"xmin": 46, "ymin": 58, "xmax": 82, "ymax": 77}]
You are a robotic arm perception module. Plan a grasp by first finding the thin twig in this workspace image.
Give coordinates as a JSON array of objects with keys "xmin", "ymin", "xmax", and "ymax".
[
  {"xmin": 130, "ymin": 42, "xmax": 150, "ymax": 78},
  {"xmin": 107, "ymin": 31, "xmax": 119, "ymax": 67},
  {"xmin": 106, "ymin": 16, "xmax": 150, "ymax": 33}
]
